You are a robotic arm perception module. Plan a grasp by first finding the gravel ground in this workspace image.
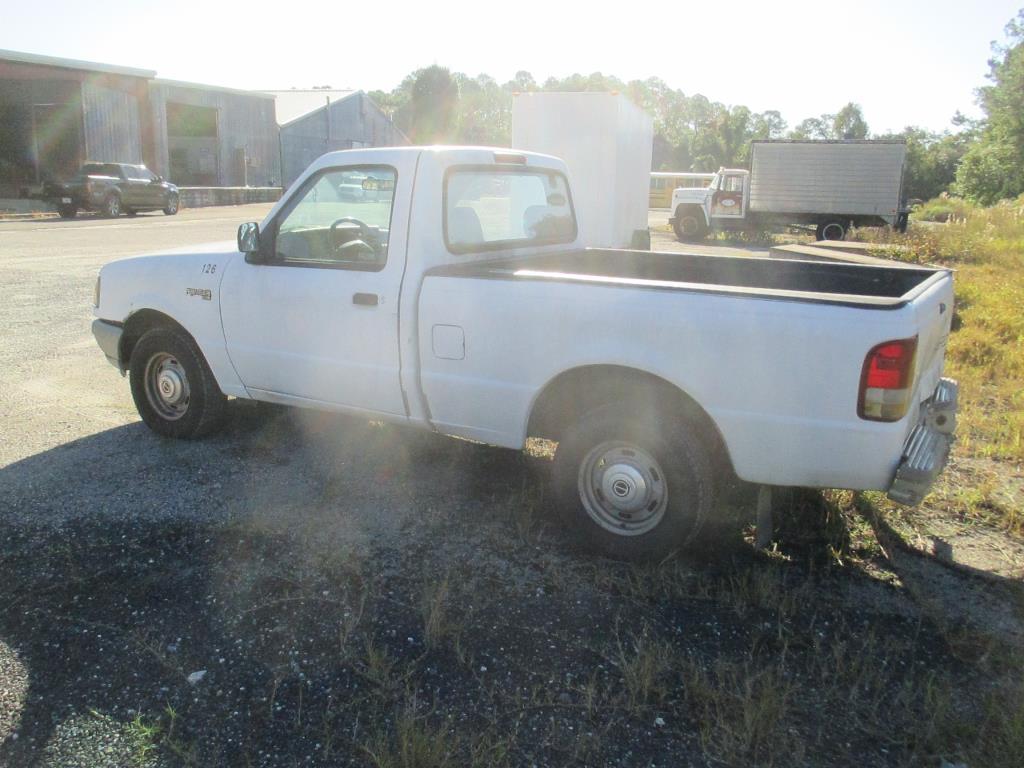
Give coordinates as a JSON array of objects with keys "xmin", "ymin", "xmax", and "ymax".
[{"xmin": 1, "ymin": 208, "xmax": 1021, "ymax": 767}]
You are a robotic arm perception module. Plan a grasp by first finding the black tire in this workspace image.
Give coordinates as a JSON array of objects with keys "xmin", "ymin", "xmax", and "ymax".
[
  {"xmin": 553, "ymin": 406, "xmax": 714, "ymax": 560},
  {"xmin": 673, "ymin": 208, "xmax": 708, "ymax": 242},
  {"xmin": 163, "ymin": 193, "xmax": 179, "ymax": 216},
  {"xmin": 129, "ymin": 327, "xmax": 228, "ymax": 439},
  {"xmin": 102, "ymin": 193, "xmax": 122, "ymax": 218},
  {"xmin": 816, "ymin": 220, "xmax": 847, "ymax": 241},
  {"xmin": 57, "ymin": 205, "xmax": 77, "ymax": 219}
]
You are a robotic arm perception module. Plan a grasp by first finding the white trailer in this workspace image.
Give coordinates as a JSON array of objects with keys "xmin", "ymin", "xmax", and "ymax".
[
  {"xmin": 670, "ymin": 140, "xmax": 909, "ymax": 242},
  {"xmin": 512, "ymin": 92, "xmax": 653, "ymax": 249}
]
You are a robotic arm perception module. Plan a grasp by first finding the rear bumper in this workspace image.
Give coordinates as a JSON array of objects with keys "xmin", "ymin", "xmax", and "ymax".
[
  {"xmin": 92, "ymin": 319, "xmax": 123, "ymax": 371},
  {"xmin": 887, "ymin": 378, "xmax": 958, "ymax": 505}
]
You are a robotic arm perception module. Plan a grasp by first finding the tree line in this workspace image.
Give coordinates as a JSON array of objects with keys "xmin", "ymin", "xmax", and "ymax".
[{"xmin": 368, "ymin": 9, "xmax": 1024, "ymax": 206}]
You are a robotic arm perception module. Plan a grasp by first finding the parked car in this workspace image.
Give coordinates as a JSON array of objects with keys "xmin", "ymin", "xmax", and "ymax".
[
  {"xmin": 91, "ymin": 146, "xmax": 958, "ymax": 560},
  {"xmin": 670, "ymin": 140, "xmax": 910, "ymax": 241},
  {"xmin": 43, "ymin": 162, "xmax": 179, "ymax": 219}
]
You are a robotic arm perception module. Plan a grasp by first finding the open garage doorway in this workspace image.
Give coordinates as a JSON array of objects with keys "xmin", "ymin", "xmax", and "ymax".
[
  {"xmin": 0, "ymin": 93, "xmax": 83, "ymax": 195},
  {"xmin": 166, "ymin": 101, "xmax": 218, "ymax": 185}
]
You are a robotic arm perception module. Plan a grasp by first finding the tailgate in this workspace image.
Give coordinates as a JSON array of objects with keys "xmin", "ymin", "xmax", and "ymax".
[{"xmin": 910, "ymin": 270, "xmax": 955, "ymax": 407}]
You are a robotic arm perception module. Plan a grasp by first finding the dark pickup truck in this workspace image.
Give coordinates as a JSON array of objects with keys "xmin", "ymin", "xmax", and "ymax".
[{"xmin": 43, "ymin": 162, "xmax": 180, "ymax": 219}]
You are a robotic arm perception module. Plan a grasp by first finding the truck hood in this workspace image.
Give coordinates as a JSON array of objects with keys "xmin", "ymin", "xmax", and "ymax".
[
  {"xmin": 671, "ymin": 188, "xmax": 710, "ymax": 205},
  {"xmin": 97, "ymin": 241, "xmax": 240, "ymax": 321}
]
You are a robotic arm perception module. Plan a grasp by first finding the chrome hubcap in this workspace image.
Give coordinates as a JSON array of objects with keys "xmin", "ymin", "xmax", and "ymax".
[
  {"xmin": 144, "ymin": 353, "xmax": 190, "ymax": 420},
  {"xmin": 578, "ymin": 441, "xmax": 668, "ymax": 536}
]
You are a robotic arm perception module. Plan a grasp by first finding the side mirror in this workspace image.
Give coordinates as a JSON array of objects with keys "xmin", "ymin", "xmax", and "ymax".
[{"xmin": 238, "ymin": 222, "xmax": 261, "ymax": 255}]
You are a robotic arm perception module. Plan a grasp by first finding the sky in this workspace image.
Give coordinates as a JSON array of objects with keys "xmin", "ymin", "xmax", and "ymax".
[{"xmin": 0, "ymin": 0, "xmax": 1019, "ymax": 134}]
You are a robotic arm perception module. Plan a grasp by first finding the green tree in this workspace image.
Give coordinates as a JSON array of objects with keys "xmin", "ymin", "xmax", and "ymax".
[
  {"xmin": 832, "ymin": 103, "xmax": 869, "ymax": 139},
  {"xmin": 790, "ymin": 116, "xmax": 834, "ymax": 140},
  {"xmin": 875, "ymin": 127, "xmax": 971, "ymax": 200},
  {"xmin": 407, "ymin": 66, "xmax": 459, "ymax": 144},
  {"xmin": 955, "ymin": 9, "xmax": 1024, "ymax": 203}
]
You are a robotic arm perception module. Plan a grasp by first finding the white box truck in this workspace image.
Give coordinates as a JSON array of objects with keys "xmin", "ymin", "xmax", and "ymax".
[
  {"xmin": 512, "ymin": 92, "xmax": 654, "ymax": 249},
  {"xmin": 670, "ymin": 140, "xmax": 909, "ymax": 242}
]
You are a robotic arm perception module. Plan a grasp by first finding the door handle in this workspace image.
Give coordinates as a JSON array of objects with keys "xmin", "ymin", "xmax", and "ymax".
[{"xmin": 352, "ymin": 292, "xmax": 379, "ymax": 306}]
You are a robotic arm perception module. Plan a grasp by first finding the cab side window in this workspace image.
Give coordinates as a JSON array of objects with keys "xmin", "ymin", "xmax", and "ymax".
[{"xmin": 273, "ymin": 166, "xmax": 397, "ymax": 270}]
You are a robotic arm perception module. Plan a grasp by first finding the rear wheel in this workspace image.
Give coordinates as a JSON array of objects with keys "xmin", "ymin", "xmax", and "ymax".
[
  {"xmin": 102, "ymin": 193, "xmax": 122, "ymax": 218},
  {"xmin": 553, "ymin": 406, "xmax": 714, "ymax": 560},
  {"xmin": 816, "ymin": 219, "xmax": 847, "ymax": 241},
  {"xmin": 129, "ymin": 327, "xmax": 228, "ymax": 439},
  {"xmin": 673, "ymin": 208, "xmax": 708, "ymax": 242}
]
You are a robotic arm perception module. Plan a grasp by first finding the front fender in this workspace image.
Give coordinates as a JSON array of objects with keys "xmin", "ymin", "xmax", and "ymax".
[{"xmin": 95, "ymin": 246, "xmax": 247, "ymax": 397}]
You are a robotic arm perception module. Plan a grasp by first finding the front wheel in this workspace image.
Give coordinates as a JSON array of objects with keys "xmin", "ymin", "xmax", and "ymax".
[
  {"xmin": 673, "ymin": 209, "xmax": 708, "ymax": 242},
  {"xmin": 129, "ymin": 327, "xmax": 228, "ymax": 439},
  {"xmin": 553, "ymin": 407, "xmax": 714, "ymax": 560},
  {"xmin": 163, "ymin": 194, "xmax": 179, "ymax": 215}
]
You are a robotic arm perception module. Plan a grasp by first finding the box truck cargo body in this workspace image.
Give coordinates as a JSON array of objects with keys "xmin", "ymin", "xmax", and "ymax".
[
  {"xmin": 512, "ymin": 92, "xmax": 653, "ymax": 249},
  {"xmin": 670, "ymin": 139, "xmax": 909, "ymax": 242},
  {"xmin": 749, "ymin": 140, "xmax": 906, "ymax": 219}
]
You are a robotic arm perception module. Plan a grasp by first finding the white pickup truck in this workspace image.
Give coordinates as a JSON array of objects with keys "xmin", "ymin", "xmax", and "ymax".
[{"xmin": 92, "ymin": 146, "xmax": 958, "ymax": 559}]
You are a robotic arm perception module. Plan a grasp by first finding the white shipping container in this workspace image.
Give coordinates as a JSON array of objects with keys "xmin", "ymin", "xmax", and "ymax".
[
  {"xmin": 749, "ymin": 141, "xmax": 906, "ymax": 220},
  {"xmin": 512, "ymin": 92, "xmax": 653, "ymax": 249}
]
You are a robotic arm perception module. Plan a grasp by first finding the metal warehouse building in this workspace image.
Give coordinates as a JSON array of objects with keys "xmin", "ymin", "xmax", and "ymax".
[
  {"xmin": 265, "ymin": 89, "xmax": 409, "ymax": 186},
  {"xmin": 0, "ymin": 49, "xmax": 280, "ymax": 195}
]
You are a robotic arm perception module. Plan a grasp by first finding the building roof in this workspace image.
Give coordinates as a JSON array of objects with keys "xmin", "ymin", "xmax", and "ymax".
[
  {"xmin": 153, "ymin": 78, "xmax": 275, "ymax": 99},
  {"xmin": 260, "ymin": 89, "xmax": 358, "ymax": 126},
  {"xmin": 0, "ymin": 48, "xmax": 155, "ymax": 78}
]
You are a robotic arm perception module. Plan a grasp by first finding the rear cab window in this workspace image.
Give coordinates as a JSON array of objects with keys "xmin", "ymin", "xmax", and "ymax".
[
  {"xmin": 81, "ymin": 163, "xmax": 123, "ymax": 179},
  {"xmin": 444, "ymin": 167, "xmax": 576, "ymax": 254}
]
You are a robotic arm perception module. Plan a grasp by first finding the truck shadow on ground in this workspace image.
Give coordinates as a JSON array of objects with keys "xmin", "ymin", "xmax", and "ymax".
[{"xmin": 1, "ymin": 404, "xmax": 1021, "ymax": 766}]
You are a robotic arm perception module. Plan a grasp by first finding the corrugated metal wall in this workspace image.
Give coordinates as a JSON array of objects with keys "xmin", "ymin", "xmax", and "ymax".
[
  {"xmin": 81, "ymin": 81, "xmax": 142, "ymax": 163},
  {"xmin": 148, "ymin": 82, "xmax": 280, "ymax": 186},
  {"xmin": 279, "ymin": 93, "xmax": 408, "ymax": 185}
]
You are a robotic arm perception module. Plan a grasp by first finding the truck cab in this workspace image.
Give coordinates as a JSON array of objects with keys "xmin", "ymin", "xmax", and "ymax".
[{"xmin": 669, "ymin": 168, "xmax": 749, "ymax": 240}]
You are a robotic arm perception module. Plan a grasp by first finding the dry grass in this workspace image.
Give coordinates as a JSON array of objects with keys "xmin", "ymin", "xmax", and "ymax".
[
  {"xmin": 681, "ymin": 654, "xmax": 793, "ymax": 765},
  {"xmin": 420, "ymin": 575, "xmax": 459, "ymax": 652},
  {"xmin": 614, "ymin": 627, "xmax": 675, "ymax": 708},
  {"xmin": 362, "ymin": 700, "xmax": 457, "ymax": 768},
  {"xmin": 855, "ymin": 197, "xmax": 1024, "ymax": 535}
]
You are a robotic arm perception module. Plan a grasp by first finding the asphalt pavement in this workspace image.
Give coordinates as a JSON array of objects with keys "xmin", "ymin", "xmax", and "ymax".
[{"xmin": 0, "ymin": 204, "xmax": 275, "ymax": 471}]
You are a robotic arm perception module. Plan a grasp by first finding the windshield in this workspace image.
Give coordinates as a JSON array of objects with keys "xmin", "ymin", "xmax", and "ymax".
[{"xmin": 445, "ymin": 168, "xmax": 576, "ymax": 253}]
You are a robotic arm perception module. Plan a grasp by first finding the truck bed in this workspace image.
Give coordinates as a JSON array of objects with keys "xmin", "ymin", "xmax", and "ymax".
[{"xmin": 427, "ymin": 249, "xmax": 947, "ymax": 309}]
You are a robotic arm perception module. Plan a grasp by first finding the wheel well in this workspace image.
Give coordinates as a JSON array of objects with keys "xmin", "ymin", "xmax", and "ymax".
[
  {"xmin": 527, "ymin": 365, "xmax": 733, "ymax": 473},
  {"xmin": 119, "ymin": 309, "xmax": 188, "ymax": 368},
  {"xmin": 674, "ymin": 203, "xmax": 704, "ymax": 220}
]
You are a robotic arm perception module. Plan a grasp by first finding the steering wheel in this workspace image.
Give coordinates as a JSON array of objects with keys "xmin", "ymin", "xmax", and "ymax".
[
  {"xmin": 330, "ymin": 216, "xmax": 371, "ymax": 242},
  {"xmin": 329, "ymin": 217, "xmax": 376, "ymax": 260}
]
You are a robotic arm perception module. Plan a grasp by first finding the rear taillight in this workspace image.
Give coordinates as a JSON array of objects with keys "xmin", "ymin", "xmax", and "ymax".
[{"xmin": 858, "ymin": 337, "xmax": 918, "ymax": 421}]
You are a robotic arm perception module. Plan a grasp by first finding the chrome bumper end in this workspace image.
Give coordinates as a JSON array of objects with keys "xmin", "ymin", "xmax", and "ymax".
[
  {"xmin": 92, "ymin": 319, "xmax": 124, "ymax": 372},
  {"xmin": 887, "ymin": 378, "xmax": 958, "ymax": 506}
]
